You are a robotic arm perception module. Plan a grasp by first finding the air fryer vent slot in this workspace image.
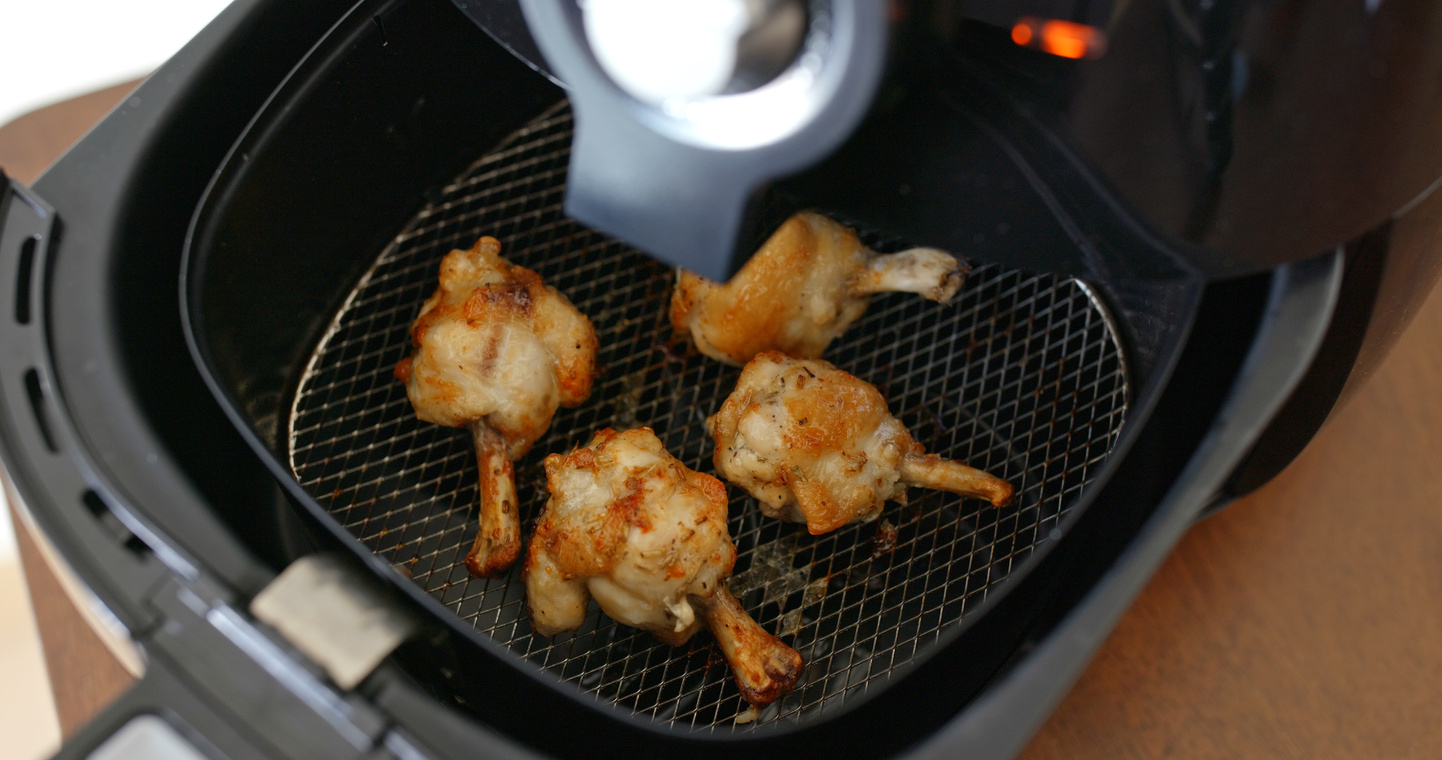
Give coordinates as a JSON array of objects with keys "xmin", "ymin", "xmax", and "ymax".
[
  {"xmin": 15, "ymin": 235, "xmax": 37, "ymax": 325},
  {"xmin": 24, "ymin": 367, "xmax": 57, "ymax": 453},
  {"xmin": 285, "ymin": 102, "xmax": 1130, "ymax": 732}
]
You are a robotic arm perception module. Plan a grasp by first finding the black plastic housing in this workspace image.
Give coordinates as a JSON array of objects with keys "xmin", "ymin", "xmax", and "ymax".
[
  {"xmin": 0, "ymin": 0, "xmax": 1367, "ymax": 758},
  {"xmin": 179, "ymin": 0, "xmax": 1282, "ymax": 756}
]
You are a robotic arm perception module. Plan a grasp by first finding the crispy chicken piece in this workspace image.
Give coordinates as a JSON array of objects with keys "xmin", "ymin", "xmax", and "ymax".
[
  {"xmin": 707, "ymin": 352, "xmax": 1013, "ymax": 535},
  {"xmin": 395, "ymin": 236, "xmax": 598, "ymax": 577},
  {"xmin": 670, "ymin": 212, "xmax": 966, "ymax": 366},
  {"xmin": 525, "ymin": 428, "xmax": 803, "ymax": 706}
]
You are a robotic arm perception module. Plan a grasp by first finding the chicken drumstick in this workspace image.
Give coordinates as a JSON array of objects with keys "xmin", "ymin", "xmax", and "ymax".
[
  {"xmin": 395, "ymin": 236, "xmax": 598, "ymax": 577},
  {"xmin": 524, "ymin": 427, "xmax": 803, "ymax": 706},
  {"xmin": 670, "ymin": 212, "xmax": 966, "ymax": 366},
  {"xmin": 707, "ymin": 352, "xmax": 1013, "ymax": 535}
]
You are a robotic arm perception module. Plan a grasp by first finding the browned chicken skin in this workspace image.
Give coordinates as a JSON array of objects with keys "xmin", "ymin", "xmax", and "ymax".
[
  {"xmin": 707, "ymin": 352, "xmax": 1013, "ymax": 535},
  {"xmin": 395, "ymin": 236, "xmax": 598, "ymax": 577},
  {"xmin": 670, "ymin": 212, "xmax": 966, "ymax": 366},
  {"xmin": 524, "ymin": 427, "xmax": 803, "ymax": 706}
]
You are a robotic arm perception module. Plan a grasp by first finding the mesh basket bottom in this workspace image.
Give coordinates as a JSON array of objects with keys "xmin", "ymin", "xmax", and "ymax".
[{"xmin": 285, "ymin": 101, "xmax": 1129, "ymax": 732}]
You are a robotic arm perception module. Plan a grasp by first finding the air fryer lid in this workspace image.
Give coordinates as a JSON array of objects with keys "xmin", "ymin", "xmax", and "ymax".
[
  {"xmin": 468, "ymin": 0, "xmax": 1257, "ymax": 283},
  {"xmin": 179, "ymin": 0, "xmax": 1243, "ymax": 754}
]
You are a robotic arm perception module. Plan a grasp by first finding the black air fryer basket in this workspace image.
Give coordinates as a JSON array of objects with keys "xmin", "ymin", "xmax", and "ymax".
[{"xmin": 3, "ymin": 0, "xmax": 1412, "ymax": 757}]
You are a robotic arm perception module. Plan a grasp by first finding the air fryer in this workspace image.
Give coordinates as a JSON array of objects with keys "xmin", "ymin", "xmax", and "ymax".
[{"xmin": 1, "ymin": 0, "xmax": 1439, "ymax": 758}]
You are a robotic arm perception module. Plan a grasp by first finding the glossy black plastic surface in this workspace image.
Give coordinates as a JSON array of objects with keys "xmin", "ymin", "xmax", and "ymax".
[{"xmin": 0, "ymin": 0, "xmax": 1396, "ymax": 756}]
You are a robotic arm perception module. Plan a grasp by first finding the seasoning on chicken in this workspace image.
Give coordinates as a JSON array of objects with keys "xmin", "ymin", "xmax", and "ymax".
[
  {"xmin": 524, "ymin": 427, "xmax": 803, "ymax": 706},
  {"xmin": 670, "ymin": 211, "xmax": 966, "ymax": 366},
  {"xmin": 707, "ymin": 352, "xmax": 1013, "ymax": 535},
  {"xmin": 395, "ymin": 236, "xmax": 598, "ymax": 578}
]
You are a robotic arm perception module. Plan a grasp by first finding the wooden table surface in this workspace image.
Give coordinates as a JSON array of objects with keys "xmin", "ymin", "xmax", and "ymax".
[{"xmin": 3, "ymin": 84, "xmax": 1440, "ymax": 758}]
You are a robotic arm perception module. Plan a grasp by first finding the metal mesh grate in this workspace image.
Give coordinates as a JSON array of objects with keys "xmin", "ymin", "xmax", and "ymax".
[{"xmin": 286, "ymin": 102, "xmax": 1129, "ymax": 732}]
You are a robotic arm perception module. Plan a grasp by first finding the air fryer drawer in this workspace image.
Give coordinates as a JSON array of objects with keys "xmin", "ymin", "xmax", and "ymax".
[{"xmin": 179, "ymin": 0, "xmax": 1235, "ymax": 755}]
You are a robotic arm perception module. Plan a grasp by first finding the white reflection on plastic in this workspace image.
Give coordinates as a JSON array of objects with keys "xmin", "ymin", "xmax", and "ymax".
[
  {"xmin": 87, "ymin": 715, "xmax": 207, "ymax": 760},
  {"xmin": 582, "ymin": 0, "xmax": 749, "ymax": 104}
]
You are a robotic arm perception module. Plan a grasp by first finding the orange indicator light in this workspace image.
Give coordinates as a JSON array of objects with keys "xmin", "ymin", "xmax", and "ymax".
[{"xmin": 1011, "ymin": 17, "xmax": 1108, "ymax": 60}]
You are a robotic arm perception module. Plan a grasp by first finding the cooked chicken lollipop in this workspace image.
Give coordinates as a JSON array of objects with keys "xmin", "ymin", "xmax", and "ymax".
[
  {"xmin": 525, "ymin": 427, "xmax": 803, "ymax": 706},
  {"xmin": 395, "ymin": 236, "xmax": 597, "ymax": 577},
  {"xmin": 670, "ymin": 212, "xmax": 966, "ymax": 366},
  {"xmin": 708, "ymin": 352, "xmax": 1013, "ymax": 535}
]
